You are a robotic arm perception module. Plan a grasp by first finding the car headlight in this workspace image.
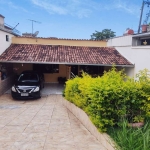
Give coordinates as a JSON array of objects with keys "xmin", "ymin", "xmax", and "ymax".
[
  {"xmin": 34, "ymin": 86, "xmax": 40, "ymax": 92},
  {"xmin": 12, "ymin": 86, "xmax": 16, "ymax": 92}
]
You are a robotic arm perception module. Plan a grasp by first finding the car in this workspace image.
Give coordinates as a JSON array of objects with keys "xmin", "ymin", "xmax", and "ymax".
[{"xmin": 11, "ymin": 70, "xmax": 44, "ymax": 99}]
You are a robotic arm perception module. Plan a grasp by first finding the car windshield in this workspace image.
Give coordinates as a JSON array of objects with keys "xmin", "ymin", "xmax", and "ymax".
[{"xmin": 18, "ymin": 73, "xmax": 39, "ymax": 82}]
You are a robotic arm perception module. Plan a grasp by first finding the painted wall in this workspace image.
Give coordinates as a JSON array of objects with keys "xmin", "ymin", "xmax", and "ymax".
[
  {"xmin": 104, "ymin": 66, "xmax": 133, "ymax": 77},
  {"xmin": 108, "ymin": 37, "xmax": 150, "ymax": 77},
  {"xmin": 0, "ymin": 16, "xmax": 4, "ymax": 25},
  {"xmin": 0, "ymin": 30, "xmax": 14, "ymax": 55},
  {"xmin": 12, "ymin": 37, "xmax": 107, "ymax": 47},
  {"xmin": 44, "ymin": 64, "xmax": 68, "ymax": 83},
  {"xmin": 107, "ymin": 35, "xmax": 132, "ymax": 47}
]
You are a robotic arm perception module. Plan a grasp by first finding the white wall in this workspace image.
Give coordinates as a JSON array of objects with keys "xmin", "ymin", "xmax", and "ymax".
[
  {"xmin": 0, "ymin": 16, "xmax": 4, "ymax": 25},
  {"xmin": 108, "ymin": 37, "xmax": 150, "ymax": 77},
  {"xmin": 0, "ymin": 30, "xmax": 14, "ymax": 55},
  {"xmin": 107, "ymin": 35, "xmax": 132, "ymax": 47}
]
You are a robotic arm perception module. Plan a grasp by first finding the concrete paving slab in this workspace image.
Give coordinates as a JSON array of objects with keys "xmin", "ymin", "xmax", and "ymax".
[{"xmin": 0, "ymin": 94, "xmax": 108, "ymax": 150}]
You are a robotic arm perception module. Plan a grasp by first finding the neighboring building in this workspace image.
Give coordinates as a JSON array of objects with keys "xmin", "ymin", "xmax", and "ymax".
[
  {"xmin": 0, "ymin": 14, "xmax": 20, "ymax": 95},
  {"xmin": 0, "ymin": 14, "xmax": 20, "ymax": 55},
  {"xmin": 107, "ymin": 32, "xmax": 150, "ymax": 77},
  {"xmin": 0, "ymin": 36, "xmax": 133, "ymax": 84}
]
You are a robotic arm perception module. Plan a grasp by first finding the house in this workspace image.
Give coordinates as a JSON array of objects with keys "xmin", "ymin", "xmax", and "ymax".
[
  {"xmin": 107, "ymin": 30, "xmax": 150, "ymax": 77},
  {"xmin": 0, "ymin": 36, "xmax": 133, "ymax": 88},
  {"xmin": 0, "ymin": 14, "xmax": 20, "ymax": 55},
  {"xmin": 0, "ymin": 14, "xmax": 20, "ymax": 95}
]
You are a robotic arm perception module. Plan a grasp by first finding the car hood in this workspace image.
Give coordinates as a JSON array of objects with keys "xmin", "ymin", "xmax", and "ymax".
[{"xmin": 14, "ymin": 81, "xmax": 39, "ymax": 87}]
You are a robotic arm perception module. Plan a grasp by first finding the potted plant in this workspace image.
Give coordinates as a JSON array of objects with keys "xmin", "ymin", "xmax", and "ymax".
[{"xmin": 141, "ymin": 24, "xmax": 148, "ymax": 32}]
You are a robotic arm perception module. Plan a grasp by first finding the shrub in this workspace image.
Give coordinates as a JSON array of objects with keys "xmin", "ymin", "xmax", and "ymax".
[
  {"xmin": 136, "ymin": 69, "xmax": 150, "ymax": 118},
  {"xmin": 64, "ymin": 67, "xmax": 150, "ymax": 132}
]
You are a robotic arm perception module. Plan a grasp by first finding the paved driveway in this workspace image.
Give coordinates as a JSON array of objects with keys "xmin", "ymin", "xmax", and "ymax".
[{"xmin": 0, "ymin": 94, "xmax": 107, "ymax": 150}]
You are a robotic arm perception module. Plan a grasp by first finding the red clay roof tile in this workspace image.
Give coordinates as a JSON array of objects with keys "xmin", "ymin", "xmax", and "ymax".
[{"xmin": 0, "ymin": 44, "xmax": 133, "ymax": 66}]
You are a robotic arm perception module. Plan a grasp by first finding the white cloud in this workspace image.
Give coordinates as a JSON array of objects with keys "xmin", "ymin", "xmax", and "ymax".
[
  {"xmin": 30, "ymin": 0, "xmax": 141, "ymax": 18},
  {"xmin": 0, "ymin": 0, "xmax": 29, "ymax": 13},
  {"xmin": 8, "ymin": 1, "xmax": 29, "ymax": 13},
  {"xmin": 31, "ymin": 0, "xmax": 67, "ymax": 15},
  {"xmin": 102, "ymin": 0, "xmax": 142, "ymax": 17},
  {"xmin": 106, "ymin": 0, "xmax": 140, "ymax": 16},
  {"xmin": 30, "ymin": 0, "xmax": 99, "ymax": 18},
  {"xmin": 114, "ymin": 0, "xmax": 140, "ymax": 15}
]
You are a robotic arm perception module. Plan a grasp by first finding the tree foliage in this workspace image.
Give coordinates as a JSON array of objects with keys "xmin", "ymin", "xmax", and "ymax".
[{"xmin": 91, "ymin": 29, "xmax": 116, "ymax": 40}]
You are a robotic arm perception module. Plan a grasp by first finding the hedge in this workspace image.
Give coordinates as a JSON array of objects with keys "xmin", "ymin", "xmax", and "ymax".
[{"xmin": 64, "ymin": 68, "xmax": 150, "ymax": 132}]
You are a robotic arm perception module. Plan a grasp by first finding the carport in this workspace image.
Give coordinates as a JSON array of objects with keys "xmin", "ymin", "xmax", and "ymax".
[{"xmin": 0, "ymin": 40, "xmax": 134, "ymax": 96}]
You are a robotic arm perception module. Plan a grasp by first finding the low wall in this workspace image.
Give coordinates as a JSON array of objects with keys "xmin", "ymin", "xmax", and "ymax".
[
  {"xmin": 0, "ymin": 75, "xmax": 15, "ymax": 96},
  {"xmin": 61, "ymin": 98, "xmax": 116, "ymax": 150}
]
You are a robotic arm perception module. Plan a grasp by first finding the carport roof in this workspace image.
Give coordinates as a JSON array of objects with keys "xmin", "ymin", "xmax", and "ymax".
[{"xmin": 0, "ymin": 44, "xmax": 133, "ymax": 67}]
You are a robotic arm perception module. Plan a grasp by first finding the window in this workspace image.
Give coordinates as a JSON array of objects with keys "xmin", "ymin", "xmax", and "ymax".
[
  {"xmin": 33, "ymin": 64, "xmax": 59, "ymax": 73},
  {"xmin": 141, "ymin": 39, "xmax": 150, "ymax": 45},
  {"xmin": 132, "ymin": 37, "xmax": 150, "ymax": 46},
  {"xmin": 6, "ymin": 35, "xmax": 9, "ymax": 41}
]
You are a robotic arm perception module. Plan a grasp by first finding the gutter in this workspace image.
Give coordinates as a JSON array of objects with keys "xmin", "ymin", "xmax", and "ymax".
[{"xmin": 0, "ymin": 61, "xmax": 135, "ymax": 68}]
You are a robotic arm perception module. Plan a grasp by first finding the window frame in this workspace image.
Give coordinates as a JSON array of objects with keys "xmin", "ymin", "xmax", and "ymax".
[{"xmin": 6, "ymin": 35, "xmax": 9, "ymax": 42}]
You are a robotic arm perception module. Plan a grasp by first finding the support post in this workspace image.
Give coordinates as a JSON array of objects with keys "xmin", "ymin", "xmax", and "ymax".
[{"xmin": 138, "ymin": 1, "xmax": 145, "ymax": 33}]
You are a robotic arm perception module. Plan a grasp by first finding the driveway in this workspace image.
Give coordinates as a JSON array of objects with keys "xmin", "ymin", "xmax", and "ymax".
[{"xmin": 0, "ymin": 94, "xmax": 107, "ymax": 150}]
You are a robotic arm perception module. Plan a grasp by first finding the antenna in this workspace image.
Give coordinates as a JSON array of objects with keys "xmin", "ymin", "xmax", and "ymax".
[
  {"xmin": 28, "ymin": 19, "xmax": 41, "ymax": 35},
  {"xmin": 33, "ymin": 31, "xmax": 39, "ymax": 37},
  {"xmin": 12, "ymin": 23, "xmax": 19, "ymax": 30}
]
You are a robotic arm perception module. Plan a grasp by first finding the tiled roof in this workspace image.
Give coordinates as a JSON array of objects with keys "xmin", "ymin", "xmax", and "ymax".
[{"xmin": 0, "ymin": 44, "xmax": 133, "ymax": 66}]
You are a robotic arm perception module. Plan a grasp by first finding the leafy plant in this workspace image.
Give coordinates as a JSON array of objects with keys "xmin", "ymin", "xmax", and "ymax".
[
  {"xmin": 133, "ymin": 115, "xmax": 144, "ymax": 123},
  {"xmin": 65, "ymin": 67, "xmax": 150, "ymax": 132},
  {"xmin": 91, "ymin": 29, "xmax": 116, "ymax": 40},
  {"xmin": 108, "ymin": 119, "xmax": 150, "ymax": 150}
]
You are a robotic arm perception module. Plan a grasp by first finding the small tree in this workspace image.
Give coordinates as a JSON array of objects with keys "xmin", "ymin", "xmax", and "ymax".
[{"xmin": 91, "ymin": 29, "xmax": 116, "ymax": 40}]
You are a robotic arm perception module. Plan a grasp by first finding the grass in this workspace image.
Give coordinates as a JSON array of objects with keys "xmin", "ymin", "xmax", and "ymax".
[{"xmin": 107, "ymin": 120, "xmax": 150, "ymax": 150}]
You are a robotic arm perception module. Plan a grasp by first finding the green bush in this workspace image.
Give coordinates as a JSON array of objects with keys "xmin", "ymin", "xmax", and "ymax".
[
  {"xmin": 136, "ymin": 69, "xmax": 150, "ymax": 118},
  {"xmin": 64, "ymin": 68, "xmax": 150, "ymax": 132}
]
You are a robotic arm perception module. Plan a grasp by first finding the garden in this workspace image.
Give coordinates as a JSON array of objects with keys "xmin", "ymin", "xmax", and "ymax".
[{"xmin": 64, "ymin": 67, "xmax": 150, "ymax": 150}]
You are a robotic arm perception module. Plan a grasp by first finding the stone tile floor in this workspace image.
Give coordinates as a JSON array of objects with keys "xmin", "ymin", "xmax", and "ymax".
[{"xmin": 0, "ymin": 94, "xmax": 107, "ymax": 150}]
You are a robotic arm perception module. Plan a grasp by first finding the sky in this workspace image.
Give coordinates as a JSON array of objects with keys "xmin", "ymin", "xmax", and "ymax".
[{"xmin": 0, "ymin": 0, "xmax": 149, "ymax": 39}]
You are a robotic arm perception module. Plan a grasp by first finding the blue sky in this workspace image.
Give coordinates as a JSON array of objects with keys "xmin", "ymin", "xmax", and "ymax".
[{"xmin": 0, "ymin": 0, "xmax": 149, "ymax": 39}]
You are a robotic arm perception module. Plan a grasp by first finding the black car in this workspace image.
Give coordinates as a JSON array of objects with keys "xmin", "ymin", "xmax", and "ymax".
[{"xmin": 11, "ymin": 71, "xmax": 44, "ymax": 99}]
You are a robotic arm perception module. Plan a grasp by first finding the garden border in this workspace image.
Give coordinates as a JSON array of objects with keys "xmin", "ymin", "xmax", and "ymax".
[{"xmin": 61, "ymin": 97, "xmax": 116, "ymax": 150}]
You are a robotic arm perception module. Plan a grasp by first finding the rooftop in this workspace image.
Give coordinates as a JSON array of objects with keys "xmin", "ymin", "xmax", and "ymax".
[{"xmin": 0, "ymin": 44, "xmax": 133, "ymax": 66}]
